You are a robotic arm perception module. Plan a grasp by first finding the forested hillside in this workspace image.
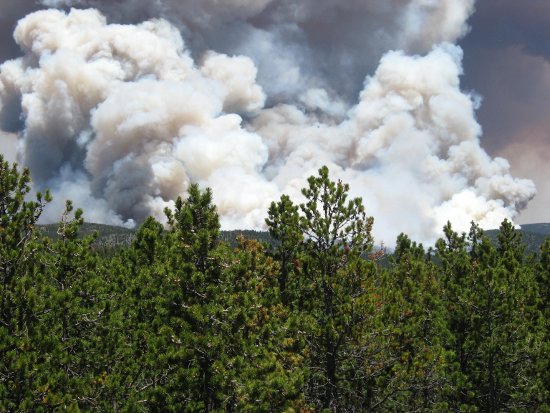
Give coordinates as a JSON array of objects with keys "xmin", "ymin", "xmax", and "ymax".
[
  {"xmin": 486, "ymin": 223, "xmax": 550, "ymax": 255},
  {"xmin": 38, "ymin": 221, "xmax": 550, "ymax": 258},
  {"xmin": 1, "ymin": 155, "xmax": 549, "ymax": 412}
]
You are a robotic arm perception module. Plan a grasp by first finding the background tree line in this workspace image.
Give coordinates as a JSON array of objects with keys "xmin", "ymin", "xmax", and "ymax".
[{"xmin": 1, "ymin": 155, "xmax": 548, "ymax": 412}]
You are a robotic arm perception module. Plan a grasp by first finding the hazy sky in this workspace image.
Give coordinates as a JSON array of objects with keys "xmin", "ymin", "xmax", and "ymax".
[
  {"xmin": 0, "ymin": 0, "xmax": 547, "ymax": 242},
  {"xmin": 459, "ymin": 0, "xmax": 550, "ymax": 224}
]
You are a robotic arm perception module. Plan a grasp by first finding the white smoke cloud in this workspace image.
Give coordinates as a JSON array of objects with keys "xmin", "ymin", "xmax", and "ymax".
[
  {"xmin": 34, "ymin": 0, "xmax": 476, "ymax": 102},
  {"xmin": 0, "ymin": 3, "xmax": 537, "ymax": 245},
  {"xmin": 251, "ymin": 44, "xmax": 535, "ymax": 242},
  {"xmin": 0, "ymin": 131, "xmax": 17, "ymax": 164}
]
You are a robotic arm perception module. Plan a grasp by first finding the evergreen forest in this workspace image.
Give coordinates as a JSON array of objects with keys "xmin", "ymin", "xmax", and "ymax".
[{"xmin": 1, "ymin": 155, "xmax": 549, "ymax": 412}]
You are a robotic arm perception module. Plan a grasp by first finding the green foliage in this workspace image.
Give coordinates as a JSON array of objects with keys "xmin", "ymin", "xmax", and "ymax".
[
  {"xmin": 35, "ymin": 201, "xmax": 108, "ymax": 409},
  {"xmin": 436, "ymin": 221, "xmax": 547, "ymax": 412},
  {"xmin": 266, "ymin": 194, "xmax": 302, "ymax": 303},
  {"xmin": 267, "ymin": 166, "xmax": 377, "ymax": 411},
  {"xmin": 537, "ymin": 239, "xmax": 550, "ymax": 408},
  {"xmin": 377, "ymin": 235, "xmax": 450, "ymax": 411},
  {"xmin": 1, "ymin": 157, "xmax": 549, "ymax": 412},
  {"xmin": 0, "ymin": 155, "xmax": 51, "ymax": 410}
]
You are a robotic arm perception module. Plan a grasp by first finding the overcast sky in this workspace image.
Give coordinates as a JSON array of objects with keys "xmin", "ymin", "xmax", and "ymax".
[{"xmin": 0, "ymin": 0, "xmax": 548, "ymax": 233}]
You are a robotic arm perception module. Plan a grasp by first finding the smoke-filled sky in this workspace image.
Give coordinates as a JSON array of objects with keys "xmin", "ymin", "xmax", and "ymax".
[{"xmin": 0, "ymin": 0, "xmax": 547, "ymax": 245}]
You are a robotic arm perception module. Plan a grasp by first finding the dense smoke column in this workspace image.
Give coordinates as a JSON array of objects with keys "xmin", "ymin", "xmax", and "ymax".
[{"xmin": 0, "ymin": 1, "xmax": 536, "ymax": 244}]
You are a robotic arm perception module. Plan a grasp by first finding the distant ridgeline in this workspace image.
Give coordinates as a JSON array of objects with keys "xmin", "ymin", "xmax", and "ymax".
[
  {"xmin": 38, "ymin": 223, "xmax": 279, "ymax": 252},
  {"xmin": 38, "ymin": 223, "xmax": 136, "ymax": 254},
  {"xmin": 486, "ymin": 223, "xmax": 550, "ymax": 255},
  {"xmin": 39, "ymin": 222, "xmax": 550, "ymax": 255}
]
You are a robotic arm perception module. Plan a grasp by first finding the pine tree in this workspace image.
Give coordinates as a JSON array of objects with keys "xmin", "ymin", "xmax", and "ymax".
[
  {"xmin": 0, "ymin": 155, "xmax": 51, "ymax": 410},
  {"xmin": 266, "ymin": 194, "xmax": 302, "ymax": 305},
  {"xmin": 161, "ymin": 184, "xmax": 225, "ymax": 411},
  {"xmin": 536, "ymin": 239, "xmax": 550, "ymax": 409},
  {"xmin": 267, "ymin": 166, "xmax": 376, "ymax": 411},
  {"xmin": 437, "ymin": 221, "xmax": 547, "ymax": 411},
  {"xmin": 218, "ymin": 237, "xmax": 308, "ymax": 412},
  {"xmin": 30, "ymin": 201, "xmax": 108, "ymax": 409},
  {"xmin": 103, "ymin": 215, "xmax": 175, "ymax": 410},
  {"xmin": 375, "ymin": 234, "xmax": 450, "ymax": 411}
]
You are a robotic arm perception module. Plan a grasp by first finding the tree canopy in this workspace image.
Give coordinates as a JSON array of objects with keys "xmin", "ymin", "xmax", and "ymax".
[{"xmin": 1, "ymin": 157, "xmax": 548, "ymax": 412}]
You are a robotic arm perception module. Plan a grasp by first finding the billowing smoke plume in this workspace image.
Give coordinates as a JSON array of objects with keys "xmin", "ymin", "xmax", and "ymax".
[
  {"xmin": 47, "ymin": 0, "xmax": 475, "ymax": 101},
  {"xmin": 0, "ymin": 1, "xmax": 536, "ymax": 244}
]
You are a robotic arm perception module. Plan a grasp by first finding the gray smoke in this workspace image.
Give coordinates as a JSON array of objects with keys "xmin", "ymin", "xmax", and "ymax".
[
  {"xmin": 38, "ymin": 0, "xmax": 476, "ymax": 101},
  {"xmin": 0, "ymin": 1, "xmax": 537, "ymax": 244}
]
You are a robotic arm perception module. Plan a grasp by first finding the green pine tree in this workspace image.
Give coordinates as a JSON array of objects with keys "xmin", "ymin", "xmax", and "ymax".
[
  {"xmin": 437, "ymin": 221, "xmax": 547, "ymax": 412},
  {"xmin": 267, "ymin": 166, "xmax": 376, "ymax": 411},
  {"xmin": 375, "ymin": 234, "xmax": 450, "ymax": 411},
  {"xmin": 0, "ymin": 155, "xmax": 51, "ymax": 410}
]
